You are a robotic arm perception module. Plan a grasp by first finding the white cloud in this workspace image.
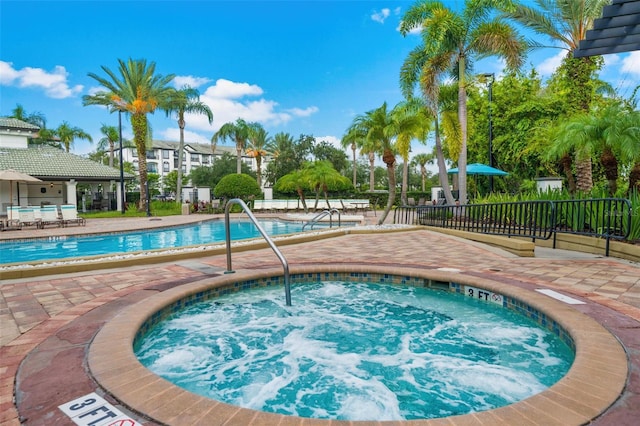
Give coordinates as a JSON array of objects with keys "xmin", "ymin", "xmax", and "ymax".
[
  {"xmin": 286, "ymin": 106, "xmax": 319, "ymax": 117},
  {"xmin": 172, "ymin": 75, "xmax": 212, "ymax": 89},
  {"xmin": 371, "ymin": 8, "xmax": 390, "ymax": 23},
  {"xmin": 621, "ymin": 51, "xmax": 640, "ymax": 76},
  {"xmin": 159, "ymin": 127, "xmax": 210, "ymax": 144},
  {"xmin": 177, "ymin": 78, "xmax": 319, "ymax": 134},
  {"xmin": 205, "ymin": 78, "xmax": 263, "ymax": 99},
  {"xmin": 536, "ymin": 50, "xmax": 565, "ymax": 76},
  {"xmin": 0, "ymin": 61, "xmax": 82, "ymax": 98}
]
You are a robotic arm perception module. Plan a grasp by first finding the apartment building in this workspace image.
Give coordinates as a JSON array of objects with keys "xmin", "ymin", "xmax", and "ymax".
[{"xmin": 121, "ymin": 140, "xmax": 264, "ymax": 187}]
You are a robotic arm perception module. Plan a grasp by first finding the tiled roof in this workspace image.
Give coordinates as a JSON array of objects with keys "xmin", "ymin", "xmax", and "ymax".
[
  {"xmin": 0, "ymin": 146, "xmax": 134, "ymax": 181},
  {"xmin": 0, "ymin": 117, "xmax": 41, "ymax": 131},
  {"xmin": 575, "ymin": 0, "xmax": 640, "ymax": 57}
]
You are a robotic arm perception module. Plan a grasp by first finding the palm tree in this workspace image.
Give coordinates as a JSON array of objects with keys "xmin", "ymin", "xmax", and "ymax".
[
  {"xmin": 10, "ymin": 104, "xmax": 46, "ymax": 128},
  {"xmin": 305, "ymin": 160, "xmax": 351, "ymax": 210},
  {"xmin": 343, "ymin": 118, "xmax": 381, "ymax": 193},
  {"xmin": 389, "ymin": 99, "xmax": 431, "ymax": 205},
  {"xmin": 246, "ymin": 123, "xmax": 271, "ymax": 188},
  {"xmin": 400, "ymin": 0, "xmax": 526, "ymax": 205},
  {"xmin": 55, "ymin": 121, "xmax": 92, "ymax": 152},
  {"xmin": 212, "ymin": 118, "xmax": 250, "ymax": 175},
  {"xmin": 347, "ymin": 102, "xmax": 396, "ymax": 224},
  {"xmin": 340, "ymin": 129, "xmax": 360, "ymax": 188},
  {"xmin": 273, "ymin": 169, "xmax": 311, "ymax": 212},
  {"xmin": 164, "ymin": 86, "xmax": 213, "ymax": 200},
  {"xmin": 97, "ymin": 124, "xmax": 119, "ymax": 167},
  {"xmin": 506, "ymin": 0, "xmax": 611, "ymax": 192},
  {"xmin": 412, "ymin": 152, "xmax": 435, "ymax": 192},
  {"xmin": 83, "ymin": 58, "xmax": 175, "ymax": 212}
]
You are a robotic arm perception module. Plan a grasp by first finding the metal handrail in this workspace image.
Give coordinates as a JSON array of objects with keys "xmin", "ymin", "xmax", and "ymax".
[
  {"xmin": 394, "ymin": 198, "xmax": 633, "ymax": 256},
  {"xmin": 302, "ymin": 208, "xmax": 341, "ymax": 231},
  {"xmin": 224, "ymin": 198, "xmax": 291, "ymax": 306}
]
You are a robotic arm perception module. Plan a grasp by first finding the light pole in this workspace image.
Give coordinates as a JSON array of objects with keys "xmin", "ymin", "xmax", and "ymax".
[
  {"xmin": 482, "ymin": 73, "xmax": 495, "ymax": 192},
  {"xmin": 118, "ymin": 110, "xmax": 126, "ymax": 214}
]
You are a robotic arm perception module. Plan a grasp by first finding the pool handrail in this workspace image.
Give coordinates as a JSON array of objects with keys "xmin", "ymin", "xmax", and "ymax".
[
  {"xmin": 224, "ymin": 198, "xmax": 292, "ymax": 306},
  {"xmin": 302, "ymin": 208, "xmax": 341, "ymax": 231}
]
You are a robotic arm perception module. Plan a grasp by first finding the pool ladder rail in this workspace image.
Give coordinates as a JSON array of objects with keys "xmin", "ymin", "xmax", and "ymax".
[
  {"xmin": 302, "ymin": 208, "xmax": 341, "ymax": 231},
  {"xmin": 224, "ymin": 198, "xmax": 292, "ymax": 306}
]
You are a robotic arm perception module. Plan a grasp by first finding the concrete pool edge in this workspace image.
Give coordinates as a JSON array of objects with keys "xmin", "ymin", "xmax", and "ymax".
[{"xmin": 88, "ymin": 264, "xmax": 628, "ymax": 426}]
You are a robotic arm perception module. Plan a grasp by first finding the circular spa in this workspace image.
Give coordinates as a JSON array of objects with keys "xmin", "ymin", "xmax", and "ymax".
[{"xmin": 89, "ymin": 267, "xmax": 628, "ymax": 425}]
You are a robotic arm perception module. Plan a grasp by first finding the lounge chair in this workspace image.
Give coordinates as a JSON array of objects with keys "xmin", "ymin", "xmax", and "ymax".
[
  {"xmin": 60, "ymin": 204, "xmax": 86, "ymax": 227},
  {"xmin": 18, "ymin": 207, "xmax": 41, "ymax": 228},
  {"xmin": 40, "ymin": 205, "xmax": 62, "ymax": 228}
]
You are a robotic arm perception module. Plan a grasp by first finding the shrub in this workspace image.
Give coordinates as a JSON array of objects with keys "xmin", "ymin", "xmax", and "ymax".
[{"xmin": 214, "ymin": 174, "xmax": 262, "ymax": 200}]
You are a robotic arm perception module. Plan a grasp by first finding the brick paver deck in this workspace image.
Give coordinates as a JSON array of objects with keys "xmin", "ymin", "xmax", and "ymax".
[{"xmin": 1, "ymin": 214, "xmax": 638, "ymax": 425}]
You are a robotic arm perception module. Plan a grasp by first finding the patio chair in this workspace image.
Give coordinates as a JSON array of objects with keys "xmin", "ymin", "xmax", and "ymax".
[
  {"xmin": 60, "ymin": 204, "xmax": 87, "ymax": 227},
  {"xmin": 40, "ymin": 205, "xmax": 62, "ymax": 228},
  {"xmin": 18, "ymin": 207, "xmax": 41, "ymax": 228}
]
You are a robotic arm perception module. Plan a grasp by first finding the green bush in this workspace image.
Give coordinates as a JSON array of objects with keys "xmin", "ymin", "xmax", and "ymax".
[{"xmin": 214, "ymin": 173, "xmax": 262, "ymax": 200}]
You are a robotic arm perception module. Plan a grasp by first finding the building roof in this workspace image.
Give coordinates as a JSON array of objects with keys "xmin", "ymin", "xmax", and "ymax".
[
  {"xmin": 0, "ymin": 146, "xmax": 134, "ymax": 181},
  {"xmin": 151, "ymin": 140, "xmax": 245, "ymax": 156},
  {"xmin": 0, "ymin": 118, "xmax": 41, "ymax": 132},
  {"xmin": 575, "ymin": 0, "xmax": 640, "ymax": 57}
]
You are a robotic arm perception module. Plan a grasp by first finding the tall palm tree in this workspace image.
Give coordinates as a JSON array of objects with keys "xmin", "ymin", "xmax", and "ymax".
[
  {"xmin": 340, "ymin": 129, "xmax": 360, "ymax": 188},
  {"xmin": 505, "ymin": 0, "xmax": 611, "ymax": 192},
  {"xmin": 343, "ymin": 118, "xmax": 381, "ymax": 193},
  {"xmin": 246, "ymin": 123, "xmax": 271, "ymax": 188},
  {"xmin": 83, "ymin": 58, "xmax": 175, "ymax": 212},
  {"xmin": 97, "ymin": 124, "xmax": 119, "ymax": 167},
  {"xmin": 55, "ymin": 121, "xmax": 92, "ymax": 152},
  {"xmin": 347, "ymin": 102, "xmax": 396, "ymax": 224},
  {"xmin": 389, "ymin": 99, "xmax": 431, "ymax": 205},
  {"xmin": 400, "ymin": 0, "xmax": 526, "ymax": 205},
  {"xmin": 212, "ymin": 118, "xmax": 250, "ymax": 174},
  {"xmin": 164, "ymin": 86, "xmax": 213, "ymax": 200},
  {"xmin": 411, "ymin": 152, "xmax": 435, "ymax": 192}
]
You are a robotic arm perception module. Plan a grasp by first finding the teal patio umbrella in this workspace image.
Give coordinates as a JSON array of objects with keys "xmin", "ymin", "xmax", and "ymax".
[
  {"xmin": 447, "ymin": 163, "xmax": 508, "ymax": 196},
  {"xmin": 447, "ymin": 163, "xmax": 508, "ymax": 176}
]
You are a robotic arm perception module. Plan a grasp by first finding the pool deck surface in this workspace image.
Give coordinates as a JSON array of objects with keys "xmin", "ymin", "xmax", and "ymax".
[{"xmin": 1, "ymin": 213, "xmax": 639, "ymax": 425}]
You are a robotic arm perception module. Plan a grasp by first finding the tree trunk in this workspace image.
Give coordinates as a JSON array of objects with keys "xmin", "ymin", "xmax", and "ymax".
[
  {"xmin": 401, "ymin": 156, "xmax": 409, "ymax": 205},
  {"xmin": 351, "ymin": 143, "xmax": 357, "ymax": 187},
  {"xmin": 457, "ymin": 54, "xmax": 468, "ymax": 205},
  {"xmin": 560, "ymin": 153, "xmax": 576, "ymax": 194},
  {"xmin": 236, "ymin": 145, "xmax": 243, "ymax": 174},
  {"xmin": 628, "ymin": 162, "xmax": 640, "ymax": 196},
  {"xmin": 378, "ymin": 148, "xmax": 396, "ymax": 225},
  {"xmin": 600, "ymin": 147, "xmax": 618, "ymax": 196},
  {"xmin": 132, "ymin": 113, "xmax": 149, "ymax": 212},
  {"xmin": 434, "ymin": 116, "xmax": 455, "ymax": 205},
  {"xmin": 575, "ymin": 157, "xmax": 593, "ymax": 193},
  {"xmin": 177, "ymin": 116, "xmax": 185, "ymax": 202},
  {"xmin": 368, "ymin": 152, "xmax": 375, "ymax": 192},
  {"xmin": 108, "ymin": 141, "xmax": 114, "ymax": 168}
]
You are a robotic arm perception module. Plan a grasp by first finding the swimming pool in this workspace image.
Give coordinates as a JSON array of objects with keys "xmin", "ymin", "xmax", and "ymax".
[{"xmin": 0, "ymin": 219, "xmax": 316, "ymax": 265}]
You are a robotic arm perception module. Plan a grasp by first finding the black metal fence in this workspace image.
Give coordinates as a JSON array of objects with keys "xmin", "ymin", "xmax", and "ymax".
[{"xmin": 394, "ymin": 198, "xmax": 633, "ymax": 256}]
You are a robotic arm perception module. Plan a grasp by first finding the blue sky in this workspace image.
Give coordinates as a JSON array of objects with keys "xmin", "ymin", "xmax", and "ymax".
[{"xmin": 1, "ymin": 0, "xmax": 639, "ymax": 160}]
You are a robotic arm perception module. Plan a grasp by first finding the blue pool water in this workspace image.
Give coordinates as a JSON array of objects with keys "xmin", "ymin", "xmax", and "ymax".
[
  {"xmin": 135, "ymin": 281, "xmax": 574, "ymax": 421},
  {"xmin": 0, "ymin": 219, "xmax": 309, "ymax": 265}
]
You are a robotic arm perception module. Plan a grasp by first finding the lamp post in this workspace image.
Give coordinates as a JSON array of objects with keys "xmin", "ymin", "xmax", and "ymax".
[
  {"xmin": 118, "ymin": 110, "xmax": 126, "ymax": 214},
  {"xmin": 482, "ymin": 73, "xmax": 495, "ymax": 192}
]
